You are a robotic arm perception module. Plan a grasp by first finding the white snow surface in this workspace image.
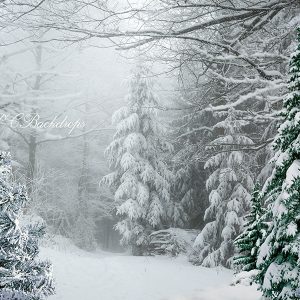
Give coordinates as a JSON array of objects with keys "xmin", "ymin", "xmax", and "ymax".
[{"xmin": 40, "ymin": 243, "xmax": 261, "ymax": 300}]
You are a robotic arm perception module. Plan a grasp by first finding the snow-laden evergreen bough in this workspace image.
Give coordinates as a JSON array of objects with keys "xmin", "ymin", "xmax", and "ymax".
[
  {"xmin": 0, "ymin": 153, "xmax": 54, "ymax": 299},
  {"xmin": 255, "ymin": 29, "xmax": 300, "ymax": 300},
  {"xmin": 102, "ymin": 65, "xmax": 173, "ymax": 255},
  {"xmin": 190, "ymin": 108, "xmax": 254, "ymax": 267}
]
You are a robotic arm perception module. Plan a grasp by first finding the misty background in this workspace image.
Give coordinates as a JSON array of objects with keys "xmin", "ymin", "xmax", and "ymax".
[{"xmin": 0, "ymin": 25, "xmax": 177, "ymax": 252}]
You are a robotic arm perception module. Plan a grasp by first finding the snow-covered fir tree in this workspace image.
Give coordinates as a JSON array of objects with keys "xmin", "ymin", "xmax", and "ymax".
[
  {"xmin": 256, "ymin": 29, "xmax": 300, "ymax": 300},
  {"xmin": 102, "ymin": 65, "xmax": 173, "ymax": 255},
  {"xmin": 0, "ymin": 152, "xmax": 54, "ymax": 299},
  {"xmin": 233, "ymin": 184, "xmax": 267, "ymax": 284},
  {"xmin": 190, "ymin": 108, "xmax": 254, "ymax": 267}
]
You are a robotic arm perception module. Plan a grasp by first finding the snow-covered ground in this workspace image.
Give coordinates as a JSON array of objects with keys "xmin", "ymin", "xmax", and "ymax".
[{"xmin": 41, "ymin": 246, "xmax": 261, "ymax": 300}]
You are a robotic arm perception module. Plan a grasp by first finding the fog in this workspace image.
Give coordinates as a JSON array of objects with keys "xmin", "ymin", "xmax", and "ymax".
[
  {"xmin": 0, "ymin": 2, "xmax": 298, "ymax": 299},
  {"xmin": 0, "ymin": 20, "xmax": 176, "ymax": 252}
]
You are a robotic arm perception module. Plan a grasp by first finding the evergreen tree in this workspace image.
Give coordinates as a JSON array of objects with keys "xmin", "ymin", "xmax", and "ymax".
[
  {"xmin": 256, "ymin": 29, "xmax": 300, "ymax": 300},
  {"xmin": 190, "ymin": 108, "xmax": 254, "ymax": 267},
  {"xmin": 233, "ymin": 184, "xmax": 267, "ymax": 283},
  {"xmin": 0, "ymin": 152, "xmax": 54, "ymax": 299},
  {"xmin": 102, "ymin": 65, "xmax": 173, "ymax": 255}
]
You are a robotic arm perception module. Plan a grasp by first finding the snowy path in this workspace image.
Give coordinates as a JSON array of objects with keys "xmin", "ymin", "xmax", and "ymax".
[{"xmin": 41, "ymin": 247, "xmax": 260, "ymax": 300}]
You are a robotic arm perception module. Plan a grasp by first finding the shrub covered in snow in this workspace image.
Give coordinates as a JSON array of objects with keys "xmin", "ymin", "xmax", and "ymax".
[
  {"xmin": 231, "ymin": 270, "xmax": 259, "ymax": 287},
  {"xmin": 149, "ymin": 228, "xmax": 197, "ymax": 256}
]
